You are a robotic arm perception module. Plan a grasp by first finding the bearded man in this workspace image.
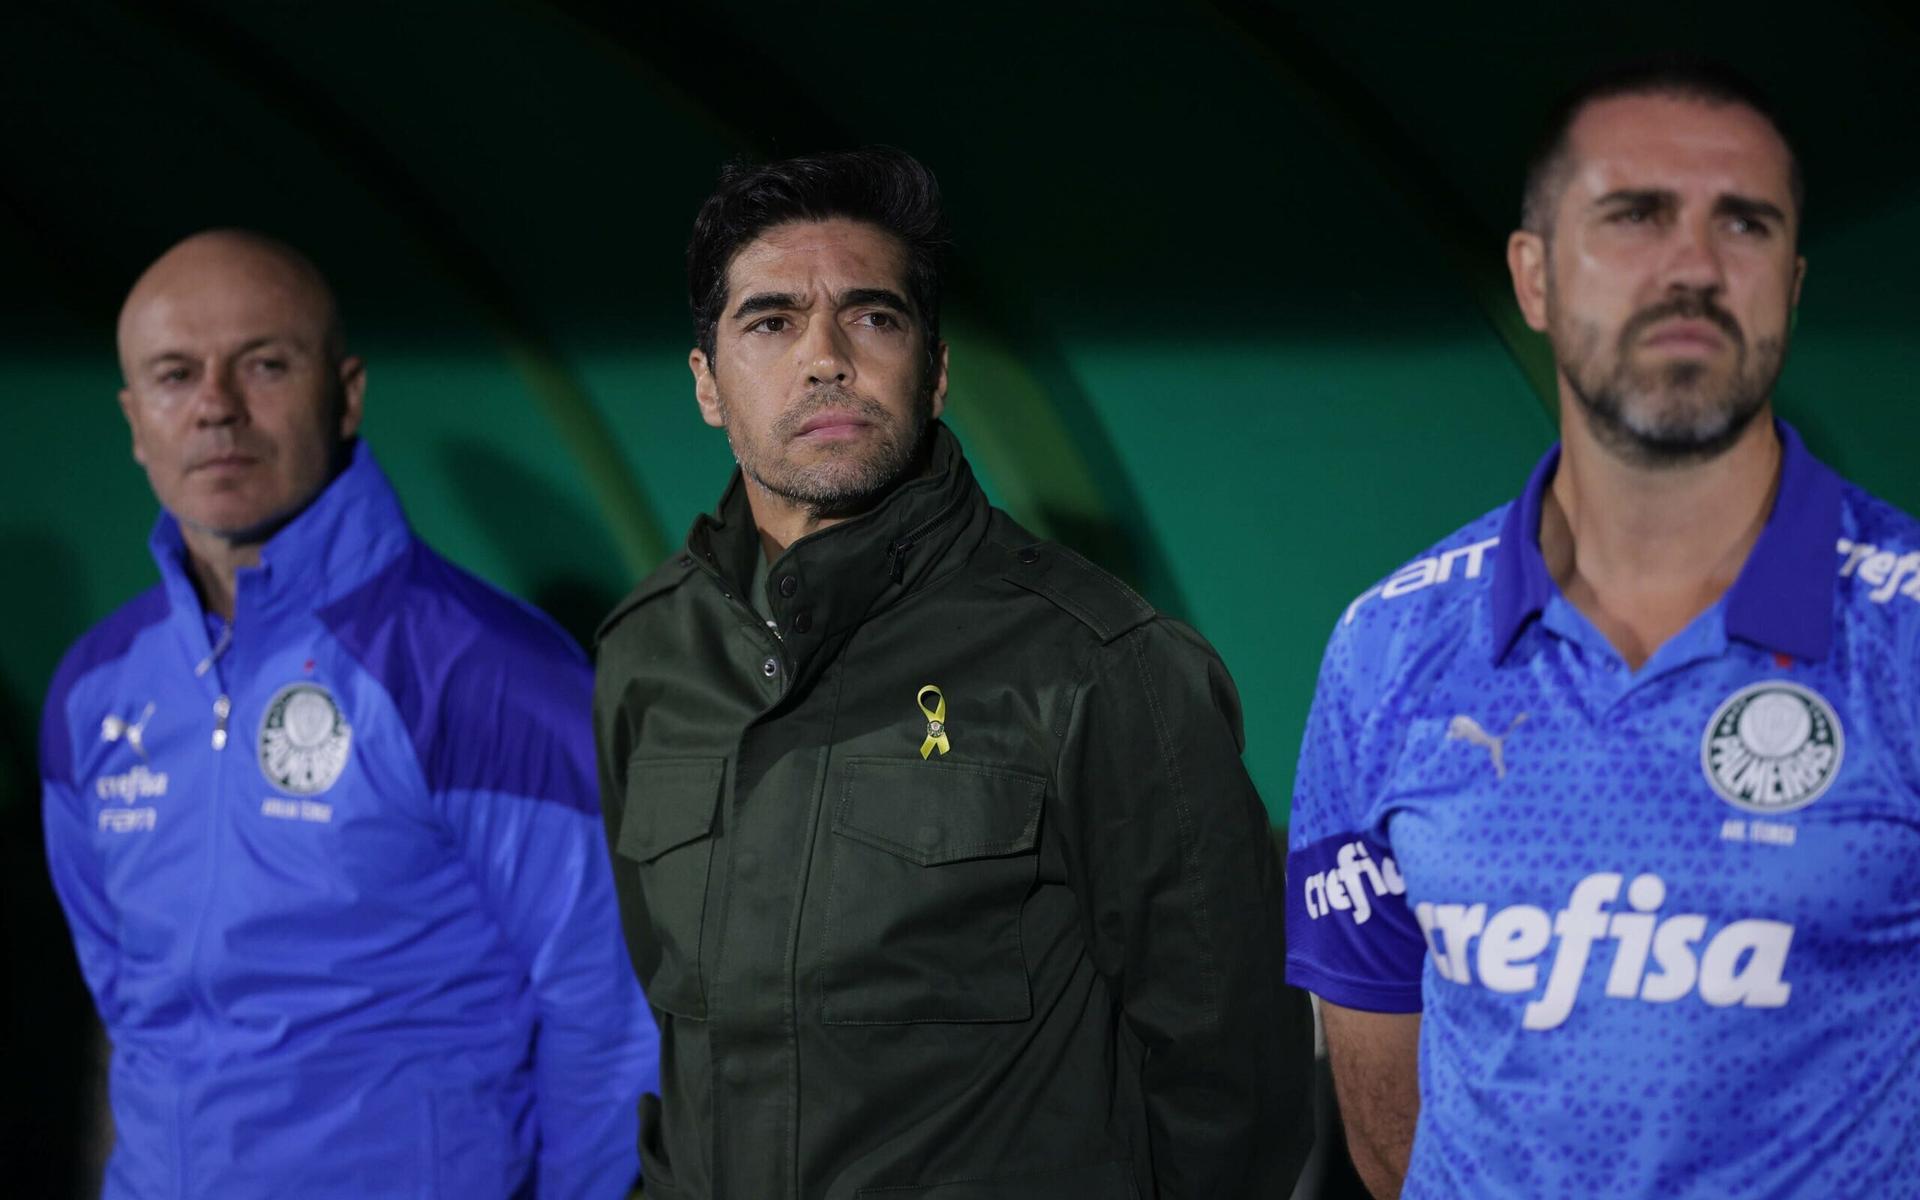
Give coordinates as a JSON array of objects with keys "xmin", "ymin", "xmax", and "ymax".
[
  {"xmin": 593, "ymin": 148, "xmax": 1313, "ymax": 1199},
  {"xmin": 1287, "ymin": 59, "xmax": 1920, "ymax": 1199}
]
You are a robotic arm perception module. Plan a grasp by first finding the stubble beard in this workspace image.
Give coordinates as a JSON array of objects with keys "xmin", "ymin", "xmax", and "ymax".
[
  {"xmin": 1553, "ymin": 285, "xmax": 1786, "ymax": 469},
  {"xmin": 723, "ymin": 381, "xmax": 934, "ymax": 520},
  {"xmin": 172, "ymin": 378, "xmax": 353, "ymax": 546}
]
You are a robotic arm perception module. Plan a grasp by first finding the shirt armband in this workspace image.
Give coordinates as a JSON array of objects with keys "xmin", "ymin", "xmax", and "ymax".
[{"xmin": 1286, "ymin": 831, "xmax": 1425, "ymax": 1012}]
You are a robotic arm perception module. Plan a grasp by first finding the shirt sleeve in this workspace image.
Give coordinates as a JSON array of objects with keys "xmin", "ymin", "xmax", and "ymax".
[
  {"xmin": 1285, "ymin": 619, "xmax": 1427, "ymax": 1013},
  {"xmin": 41, "ymin": 695, "xmax": 123, "ymax": 1025},
  {"xmin": 1056, "ymin": 619, "xmax": 1315, "ymax": 1198},
  {"xmin": 431, "ymin": 649, "xmax": 658, "ymax": 1200}
]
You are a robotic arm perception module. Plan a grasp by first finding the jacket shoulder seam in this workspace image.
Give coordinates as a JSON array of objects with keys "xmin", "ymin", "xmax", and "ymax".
[
  {"xmin": 596, "ymin": 557, "xmax": 699, "ymax": 642},
  {"xmin": 1000, "ymin": 543, "xmax": 1156, "ymax": 644}
]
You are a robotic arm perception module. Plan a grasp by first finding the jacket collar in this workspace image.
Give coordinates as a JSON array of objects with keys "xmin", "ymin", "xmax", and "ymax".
[
  {"xmin": 149, "ymin": 439, "xmax": 414, "ymax": 623},
  {"xmin": 1489, "ymin": 418, "xmax": 1842, "ymax": 664},
  {"xmin": 686, "ymin": 421, "xmax": 990, "ymax": 653}
]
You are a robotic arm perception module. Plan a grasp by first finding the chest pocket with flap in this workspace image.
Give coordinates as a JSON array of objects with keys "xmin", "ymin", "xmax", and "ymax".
[
  {"xmin": 616, "ymin": 756, "xmax": 724, "ymax": 1018},
  {"xmin": 821, "ymin": 757, "xmax": 1046, "ymax": 1025}
]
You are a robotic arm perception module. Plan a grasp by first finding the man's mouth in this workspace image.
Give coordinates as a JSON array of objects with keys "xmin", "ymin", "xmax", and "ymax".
[
  {"xmin": 189, "ymin": 451, "xmax": 262, "ymax": 473},
  {"xmin": 1639, "ymin": 319, "xmax": 1729, "ymax": 353},
  {"xmin": 1623, "ymin": 293, "xmax": 1744, "ymax": 358},
  {"xmin": 794, "ymin": 411, "xmax": 872, "ymax": 440}
]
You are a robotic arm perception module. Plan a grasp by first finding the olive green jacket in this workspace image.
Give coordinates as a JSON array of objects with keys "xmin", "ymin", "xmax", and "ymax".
[{"xmin": 594, "ymin": 426, "xmax": 1312, "ymax": 1199}]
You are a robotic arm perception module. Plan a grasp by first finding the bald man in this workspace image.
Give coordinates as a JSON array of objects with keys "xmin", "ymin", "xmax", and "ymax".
[{"xmin": 40, "ymin": 231, "xmax": 657, "ymax": 1199}]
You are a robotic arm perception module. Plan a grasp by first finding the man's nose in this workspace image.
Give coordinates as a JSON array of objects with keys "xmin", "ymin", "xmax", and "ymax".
[
  {"xmin": 800, "ymin": 319, "xmax": 852, "ymax": 386},
  {"xmin": 191, "ymin": 363, "xmax": 245, "ymax": 423},
  {"xmin": 1659, "ymin": 214, "xmax": 1729, "ymax": 295}
]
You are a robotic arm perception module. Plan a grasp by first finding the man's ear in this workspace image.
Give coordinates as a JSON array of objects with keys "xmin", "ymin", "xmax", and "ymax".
[
  {"xmin": 928, "ymin": 341, "xmax": 949, "ymax": 420},
  {"xmin": 1508, "ymin": 230, "xmax": 1551, "ymax": 333},
  {"xmin": 692, "ymin": 347, "xmax": 724, "ymax": 428},
  {"xmin": 118, "ymin": 387, "xmax": 147, "ymax": 467},
  {"xmin": 337, "ymin": 356, "xmax": 367, "ymax": 439},
  {"xmin": 1791, "ymin": 254, "xmax": 1807, "ymax": 311}
]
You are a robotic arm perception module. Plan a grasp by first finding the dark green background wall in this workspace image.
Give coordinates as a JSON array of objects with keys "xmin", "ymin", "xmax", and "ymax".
[{"xmin": 5, "ymin": 2, "xmax": 1918, "ymax": 1194}]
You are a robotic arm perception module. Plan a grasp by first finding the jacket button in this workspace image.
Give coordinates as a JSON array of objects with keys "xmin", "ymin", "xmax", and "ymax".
[
  {"xmin": 1018, "ymin": 546, "xmax": 1040, "ymax": 564},
  {"xmin": 761, "ymin": 657, "xmax": 779, "ymax": 678},
  {"xmin": 778, "ymin": 574, "xmax": 799, "ymax": 597},
  {"xmin": 793, "ymin": 611, "xmax": 813, "ymax": 633}
]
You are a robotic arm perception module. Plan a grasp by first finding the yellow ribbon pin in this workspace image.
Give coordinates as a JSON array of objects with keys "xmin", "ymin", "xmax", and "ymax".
[{"xmin": 917, "ymin": 684, "xmax": 951, "ymax": 759}]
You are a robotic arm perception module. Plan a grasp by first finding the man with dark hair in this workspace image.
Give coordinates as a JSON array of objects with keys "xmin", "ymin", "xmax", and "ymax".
[
  {"xmin": 596, "ymin": 148, "xmax": 1313, "ymax": 1198},
  {"xmin": 1518, "ymin": 57, "xmax": 1806, "ymax": 238},
  {"xmin": 1288, "ymin": 59, "xmax": 1920, "ymax": 1198},
  {"xmin": 42, "ymin": 230, "xmax": 658, "ymax": 1199}
]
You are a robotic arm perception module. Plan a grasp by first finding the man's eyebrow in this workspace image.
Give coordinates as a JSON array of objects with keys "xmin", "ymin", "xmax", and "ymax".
[
  {"xmin": 1592, "ymin": 188, "xmax": 1676, "ymax": 209},
  {"xmin": 731, "ymin": 292, "xmax": 805, "ymax": 319},
  {"xmin": 838, "ymin": 287, "xmax": 911, "ymax": 313},
  {"xmin": 1715, "ymin": 194, "xmax": 1788, "ymax": 225},
  {"xmin": 1590, "ymin": 188, "xmax": 1789, "ymax": 227},
  {"xmin": 234, "ymin": 335, "xmax": 304, "ymax": 358},
  {"xmin": 138, "ymin": 335, "xmax": 303, "ymax": 371}
]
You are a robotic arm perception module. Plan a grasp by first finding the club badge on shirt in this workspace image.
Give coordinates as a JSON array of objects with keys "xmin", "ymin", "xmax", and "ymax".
[
  {"xmin": 1701, "ymin": 681, "xmax": 1843, "ymax": 814},
  {"xmin": 258, "ymin": 682, "xmax": 353, "ymax": 795}
]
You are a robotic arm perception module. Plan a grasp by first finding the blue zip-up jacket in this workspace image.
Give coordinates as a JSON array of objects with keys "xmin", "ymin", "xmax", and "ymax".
[{"xmin": 41, "ymin": 442, "xmax": 658, "ymax": 1199}]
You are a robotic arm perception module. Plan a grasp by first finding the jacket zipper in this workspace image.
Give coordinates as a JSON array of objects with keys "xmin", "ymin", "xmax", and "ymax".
[
  {"xmin": 195, "ymin": 620, "xmax": 233, "ymax": 749},
  {"xmin": 692, "ymin": 553, "xmax": 791, "ymax": 682},
  {"xmin": 886, "ymin": 490, "xmax": 970, "ymax": 584},
  {"xmin": 183, "ymin": 612, "xmax": 235, "ymax": 1196}
]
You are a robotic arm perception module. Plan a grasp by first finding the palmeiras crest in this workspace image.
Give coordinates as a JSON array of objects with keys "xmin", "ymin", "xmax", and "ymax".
[{"xmin": 258, "ymin": 682, "xmax": 353, "ymax": 795}]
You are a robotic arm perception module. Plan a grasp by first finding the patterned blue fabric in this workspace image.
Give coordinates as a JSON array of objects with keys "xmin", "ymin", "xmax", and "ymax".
[
  {"xmin": 41, "ymin": 442, "xmax": 658, "ymax": 1199},
  {"xmin": 1288, "ymin": 422, "xmax": 1920, "ymax": 1198}
]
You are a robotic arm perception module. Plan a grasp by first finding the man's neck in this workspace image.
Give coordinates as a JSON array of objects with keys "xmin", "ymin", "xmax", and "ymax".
[
  {"xmin": 1542, "ymin": 398, "xmax": 1781, "ymax": 672},
  {"xmin": 174, "ymin": 453, "xmax": 350, "ymax": 618},
  {"xmin": 180, "ymin": 529, "xmax": 262, "ymax": 622},
  {"xmin": 742, "ymin": 438, "xmax": 938, "ymax": 563},
  {"xmin": 748, "ymin": 487, "xmax": 845, "ymax": 563}
]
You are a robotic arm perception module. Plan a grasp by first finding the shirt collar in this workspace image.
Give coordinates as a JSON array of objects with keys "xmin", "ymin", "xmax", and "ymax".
[
  {"xmin": 685, "ymin": 421, "xmax": 990, "ymax": 655},
  {"xmin": 1488, "ymin": 445, "xmax": 1561, "ymax": 664},
  {"xmin": 1489, "ymin": 419, "xmax": 1842, "ymax": 665},
  {"xmin": 149, "ymin": 439, "xmax": 413, "ymax": 619}
]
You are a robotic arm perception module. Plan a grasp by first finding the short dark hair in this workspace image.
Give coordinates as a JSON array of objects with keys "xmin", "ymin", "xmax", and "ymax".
[
  {"xmin": 686, "ymin": 147, "xmax": 950, "ymax": 376},
  {"xmin": 1520, "ymin": 56, "xmax": 1804, "ymax": 238}
]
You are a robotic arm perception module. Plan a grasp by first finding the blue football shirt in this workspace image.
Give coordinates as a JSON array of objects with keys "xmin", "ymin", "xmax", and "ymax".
[{"xmin": 1287, "ymin": 422, "xmax": 1920, "ymax": 1198}]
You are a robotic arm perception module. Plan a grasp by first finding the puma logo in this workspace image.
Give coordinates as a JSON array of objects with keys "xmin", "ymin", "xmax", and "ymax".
[
  {"xmin": 101, "ymin": 702, "xmax": 157, "ymax": 761},
  {"xmin": 1446, "ymin": 712, "xmax": 1528, "ymax": 779}
]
